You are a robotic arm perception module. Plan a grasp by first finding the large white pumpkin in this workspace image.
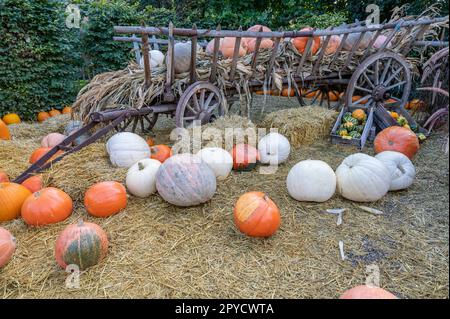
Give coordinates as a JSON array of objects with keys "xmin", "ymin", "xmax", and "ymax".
[
  {"xmin": 126, "ymin": 158, "xmax": 161, "ymax": 198},
  {"xmin": 139, "ymin": 50, "xmax": 165, "ymax": 69},
  {"xmin": 336, "ymin": 153, "xmax": 391, "ymax": 202},
  {"xmin": 258, "ymin": 132, "xmax": 291, "ymax": 165},
  {"xmin": 286, "ymin": 160, "xmax": 336, "ymax": 202},
  {"xmin": 106, "ymin": 132, "xmax": 150, "ymax": 168},
  {"xmin": 196, "ymin": 147, "xmax": 233, "ymax": 180},
  {"xmin": 169, "ymin": 42, "xmax": 193, "ymax": 74},
  {"xmin": 375, "ymin": 151, "xmax": 416, "ymax": 191}
]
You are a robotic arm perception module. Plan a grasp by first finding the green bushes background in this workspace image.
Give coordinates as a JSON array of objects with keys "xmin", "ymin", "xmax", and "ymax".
[{"xmin": 0, "ymin": 0, "xmax": 447, "ymax": 120}]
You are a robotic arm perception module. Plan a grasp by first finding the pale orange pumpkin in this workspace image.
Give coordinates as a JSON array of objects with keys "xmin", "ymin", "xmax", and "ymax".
[
  {"xmin": 340, "ymin": 285, "xmax": 397, "ymax": 299},
  {"xmin": 150, "ymin": 144, "xmax": 172, "ymax": 163},
  {"xmin": 234, "ymin": 191, "xmax": 281, "ymax": 237},
  {"xmin": 0, "ymin": 227, "xmax": 16, "ymax": 268},
  {"xmin": 41, "ymin": 133, "xmax": 67, "ymax": 148},
  {"xmin": 21, "ymin": 175, "xmax": 43, "ymax": 193},
  {"xmin": 244, "ymin": 25, "xmax": 274, "ymax": 53},
  {"xmin": 206, "ymin": 38, "xmax": 222, "ymax": 55},
  {"xmin": 231, "ymin": 144, "xmax": 260, "ymax": 171},
  {"xmin": 0, "ymin": 119, "xmax": 11, "ymax": 140},
  {"xmin": 291, "ymin": 27, "xmax": 321, "ymax": 55},
  {"xmin": 220, "ymin": 37, "xmax": 247, "ymax": 59},
  {"xmin": 324, "ymin": 35, "xmax": 341, "ymax": 55},
  {"xmin": 37, "ymin": 112, "xmax": 51, "ymax": 123},
  {"xmin": 281, "ymin": 88, "xmax": 295, "ymax": 97},
  {"xmin": 84, "ymin": 181, "xmax": 127, "ymax": 218},
  {"xmin": 0, "ymin": 170, "xmax": 9, "ymax": 183},
  {"xmin": 21, "ymin": 187, "xmax": 73, "ymax": 226},
  {"xmin": 0, "ymin": 182, "xmax": 32, "ymax": 222},
  {"xmin": 374, "ymin": 126, "xmax": 420, "ymax": 159},
  {"xmin": 49, "ymin": 109, "xmax": 61, "ymax": 117}
]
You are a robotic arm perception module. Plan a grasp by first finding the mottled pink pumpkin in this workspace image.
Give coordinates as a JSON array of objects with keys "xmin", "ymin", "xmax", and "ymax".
[
  {"xmin": 156, "ymin": 154, "xmax": 217, "ymax": 207},
  {"xmin": 0, "ymin": 227, "xmax": 16, "ymax": 268},
  {"xmin": 41, "ymin": 133, "xmax": 67, "ymax": 148}
]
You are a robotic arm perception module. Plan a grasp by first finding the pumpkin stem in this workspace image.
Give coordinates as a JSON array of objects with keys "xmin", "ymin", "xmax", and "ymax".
[{"xmin": 138, "ymin": 162, "xmax": 145, "ymax": 170}]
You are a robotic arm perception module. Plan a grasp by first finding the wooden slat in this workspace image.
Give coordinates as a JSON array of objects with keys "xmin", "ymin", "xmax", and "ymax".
[
  {"xmin": 151, "ymin": 35, "xmax": 159, "ymax": 50},
  {"xmin": 361, "ymin": 29, "xmax": 382, "ymax": 59},
  {"xmin": 378, "ymin": 20, "xmax": 404, "ymax": 51},
  {"xmin": 296, "ymin": 36, "xmax": 314, "ymax": 74},
  {"xmin": 229, "ymin": 26, "xmax": 243, "ymax": 82},
  {"xmin": 164, "ymin": 22, "xmax": 175, "ymax": 102},
  {"xmin": 250, "ymin": 26, "xmax": 264, "ymax": 72},
  {"xmin": 209, "ymin": 24, "xmax": 221, "ymax": 82},
  {"xmin": 344, "ymin": 31, "xmax": 366, "ymax": 68},
  {"xmin": 265, "ymin": 36, "xmax": 281, "ymax": 80},
  {"xmin": 190, "ymin": 24, "xmax": 198, "ymax": 84},
  {"xmin": 328, "ymin": 33, "xmax": 348, "ymax": 68},
  {"xmin": 312, "ymin": 32, "xmax": 332, "ymax": 75},
  {"xmin": 141, "ymin": 31, "xmax": 151, "ymax": 88}
]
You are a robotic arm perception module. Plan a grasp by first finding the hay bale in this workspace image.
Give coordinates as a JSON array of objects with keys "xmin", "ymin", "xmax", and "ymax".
[
  {"xmin": 260, "ymin": 106, "xmax": 338, "ymax": 147},
  {"xmin": 0, "ymin": 140, "xmax": 37, "ymax": 179},
  {"xmin": 8, "ymin": 115, "xmax": 72, "ymax": 142}
]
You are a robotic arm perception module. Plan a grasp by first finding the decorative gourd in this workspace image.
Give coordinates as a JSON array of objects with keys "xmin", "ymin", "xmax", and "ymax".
[
  {"xmin": 324, "ymin": 35, "xmax": 341, "ymax": 55},
  {"xmin": 49, "ymin": 109, "xmax": 61, "ymax": 117},
  {"xmin": 2, "ymin": 114, "xmax": 21, "ymax": 125},
  {"xmin": 64, "ymin": 120, "xmax": 91, "ymax": 146},
  {"xmin": 139, "ymin": 50, "xmax": 165, "ymax": 68},
  {"xmin": 286, "ymin": 160, "xmax": 336, "ymax": 202},
  {"xmin": 21, "ymin": 175, "xmax": 43, "ymax": 193},
  {"xmin": 281, "ymin": 88, "xmax": 295, "ymax": 97},
  {"xmin": 373, "ymin": 35, "xmax": 389, "ymax": 49},
  {"xmin": 126, "ymin": 159, "xmax": 161, "ymax": 198},
  {"xmin": 291, "ymin": 27, "xmax": 321, "ymax": 55},
  {"xmin": 0, "ymin": 170, "xmax": 9, "ymax": 183},
  {"xmin": 352, "ymin": 109, "xmax": 366, "ymax": 122},
  {"xmin": 196, "ymin": 147, "xmax": 233, "ymax": 180},
  {"xmin": 375, "ymin": 151, "xmax": 415, "ymax": 191},
  {"xmin": 150, "ymin": 144, "xmax": 172, "ymax": 163},
  {"xmin": 340, "ymin": 285, "xmax": 397, "ymax": 299},
  {"xmin": 406, "ymin": 99, "xmax": 426, "ymax": 110},
  {"xmin": 106, "ymin": 132, "xmax": 151, "ymax": 168},
  {"xmin": 0, "ymin": 119, "xmax": 11, "ymax": 140},
  {"xmin": 0, "ymin": 227, "xmax": 16, "ymax": 268},
  {"xmin": 336, "ymin": 153, "xmax": 391, "ymax": 202},
  {"xmin": 41, "ymin": 133, "xmax": 67, "ymax": 148},
  {"xmin": 84, "ymin": 181, "xmax": 127, "ymax": 218},
  {"xmin": 220, "ymin": 37, "xmax": 247, "ymax": 59},
  {"xmin": 258, "ymin": 133, "xmax": 291, "ymax": 165},
  {"xmin": 37, "ymin": 112, "xmax": 51, "ymax": 123},
  {"xmin": 0, "ymin": 182, "xmax": 32, "ymax": 222},
  {"xmin": 21, "ymin": 187, "xmax": 73, "ymax": 226},
  {"xmin": 374, "ymin": 127, "xmax": 419, "ymax": 159},
  {"xmin": 349, "ymin": 131, "xmax": 361, "ymax": 139},
  {"xmin": 170, "ymin": 42, "xmax": 193, "ymax": 74},
  {"xmin": 244, "ymin": 25, "xmax": 274, "ymax": 53},
  {"xmin": 62, "ymin": 106, "xmax": 72, "ymax": 114},
  {"xmin": 234, "ymin": 191, "xmax": 280, "ymax": 237},
  {"xmin": 156, "ymin": 154, "xmax": 216, "ymax": 207},
  {"xmin": 55, "ymin": 220, "xmax": 108, "ymax": 270},
  {"xmin": 29, "ymin": 147, "xmax": 63, "ymax": 164},
  {"xmin": 231, "ymin": 144, "xmax": 260, "ymax": 171}
]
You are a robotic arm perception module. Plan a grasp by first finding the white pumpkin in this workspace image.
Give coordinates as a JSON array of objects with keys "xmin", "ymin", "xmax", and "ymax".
[
  {"xmin": 106, "ymin": 132, "xmax": 150, "ymax": 168},
  {"xmin": 126, "ymin": 158, "xmax": 161, "ymax": 197},
  {"xmin": 375, "ymin": 151, "xmax": 415, "ymax": 191},
  {"xmin": 169, "ymin": 42, "xmax": 194, "ymax": 74},
  {"xmin": 196, "ymin": 147, "xmax": 233, "ymax": 180},
  {"xmin": 139, "ymin": 50, "xmax": 165, "ymax": 69},
  {"xmin": 336, "ymin": 153, "xmax": 391, "ymax": 202},
  {"xmin": 258, "ymin": 132, "xmax": 291, "ymax": 165},
  {"xmin": 286, "ymin": 160, "xmax": 336, "ymax": 202}
]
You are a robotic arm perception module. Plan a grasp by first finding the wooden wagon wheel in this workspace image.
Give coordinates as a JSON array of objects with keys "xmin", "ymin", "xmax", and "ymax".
[
  {"xmin": 175, "ymin": 81, "xmax": 224, "ymax": 128},
  {"xmin": 345, "ymin": 51, "xmax": 411, "ymax": 109},
  {"xmin": 114, "ymin": 112, "xmax": 159, "ymax": 133}
]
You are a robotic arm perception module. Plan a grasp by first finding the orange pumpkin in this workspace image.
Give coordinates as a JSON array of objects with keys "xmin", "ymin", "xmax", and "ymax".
[
  {"xmin": 151, "ymin": 145, "xmax": 172, "ymax": 163},
  {"xmin": 231, "ymin": 144, "xmax": 260, "ymax": 171},
  {"xmin": 0, "ymin": 227, "xmax": 16, "ymax": 268},
  {"xmin": 352, "ymin": 109, "xmax": 366, "ymax": 121},
  {"xmin": 37, "ymin": 112, "xmax": 51, "ymax": 123},
  {"xmin": 84, "ymin": 181, "xmax": 127, "ymax": 218},
  {"xmin": 327, "ymin": 90, "xmax": 340, "ymax": 102},
  {"xmin": 29, "ymin": 147, "xmax": 63, "ymax": 164},
  {"xmin": 0, "ymin": 170, "xmax": 9, "ymax": 183},
  {"xmin": 147, "ymin": 137, "xmax": 155, "ymax": 147},
  {"xmin": 324, "ymin": 35, "xmax": 341, "ymax": 55},
  {"xmin": 303, "ymin": 89, "xmax": 320, "ymax": 99},
  {"xmin": 389, "ymin": 111, "xmax": 399, "ymax": 120},
  {"xmin": 2, "ymin": 114, "xmax": 21, "ymax": 125},
  {"xmin": 220, "ymin": 37, "xmax": 247, "ymax": 59},
  {"xmin": 21, "ymin": 175, "xmax": 43, "ymax": 193},
  {"xmin": 0, "ymin": 119, "xmax": 11, "ymax": 140},
  {"xmin": 0, "ymin": 182, "xmax": 32, "ymax": 222},
  {"xmin": 234, "ymin": 191, "xmax": 281, "ymax": 237},
  {"xmin": 352, "ymin": 95, "xmax": 369, "ymax": 104},
  {"xmin": 49, "ymin": 109, "xmax": 61, "ymax": 117},
  {"xmin": 406, "ymin": 99, "xmax": 426, "ymax": 110},
  {"xmin": 281, "ymin": 88, "xmax": 295, "ymax": 97},
  {"xmin": 245, "ymin": 25, "xmax": 274, "ymax": 53},
  {"xmin": 55, "ymin": 220, "xmax": 108, "ymax": 270},
  {"xmin": 62, "ymin": 106, "xmax": 72, "ymax": 114},
  {"xmin": 21, "ymin": 187, "xmax": 73, "ymax": 226},
  {"xmin": 291, "ymin": 27, "xmax": 321, "ymax": 55},
  {"xmin": 340, "ymin": 285, "xmax": 397, "ymax": 299},
  {"xmin": 374, "ymin": 126, "xmax": 419, "ymax": 159}
]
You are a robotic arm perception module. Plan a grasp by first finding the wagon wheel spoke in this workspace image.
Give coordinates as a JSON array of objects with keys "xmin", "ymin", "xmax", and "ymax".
[
  {"xmin": 199, "ymin": 89, "xmax": 206, "ymax": 110},
  {"xmin": 362, "ymin": 71, "xmax": 375, "ymax": 89},
  {"xmin": 379, "ymin": 57, "xmax": 393, "ymax": 84},
  {"xmin": 355, "ymin": 85, "xmax": 373, "ymax": 94},
  {"xmin": 311, "ymin": 90, "xmax": 321, "ymax": 104},
  {"xmin": 373, "ymin": 60, "xmax": 380, "ymax": 85},
  {"xmin": 385, "ymin": 81, "xmax": 407, "ymax": 91},
  {"xmin": 384, "ymin": 66, "xmax": 404, "ymax": 86},
  {"xmin": 350, "ymin": 94, "xmax": 371, "ymax": 106},
  {"xmin": 186, "ymin": 103, "xmax": 198, "ymax": 115},
  {"xmin": 204, "ymin": 92, "xmax": 215, "ymax": 109},
  {"xmin": 206, "ymin": 103, "xmax": 220, "ymax": 114},
  {"xmin": 192, "ymin": 93, "xmax": 201, "ymax": 111}
]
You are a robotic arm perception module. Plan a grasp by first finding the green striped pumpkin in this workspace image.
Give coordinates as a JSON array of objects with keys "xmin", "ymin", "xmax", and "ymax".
[{"xmin": 55, "ymin": 221, "xmax": 108, "ymax": 270}]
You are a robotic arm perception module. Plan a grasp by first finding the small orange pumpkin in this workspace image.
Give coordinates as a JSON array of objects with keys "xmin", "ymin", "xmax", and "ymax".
[
  {"xmin": 0, "ymin": 227, "xmax": 16, "ymax": 268},
  {"xmin": 352, "ymin": 109, "xmax": 366, "ymax": 121},
  {"xmin": 0, "ymin": 182, "xmax": 32, "ymax": 222},
  {"xmin": 324, "ymin": 35, "xmax": 341, "ymax": 55},
  {"xmin": 0, "ymin": 170, "xmax": 9, "ymax": 183},
  {"xmin": 62, "ymin": 106, "xmax": 72, "ymax": 114},
  {"xmin": 150, "ymin": 145, "xmax": 172, "ymax": 163},
  {"xmin": 231, "ymin": 144, "xmax": 260, "ymax": 171},
  {"xmin": 389, "ymin": 111, "xmax": 399, "ymax": 120},
  {"xmin": 291, "ymin": 27, "xmax": 321, "ymax": 55},
  {"xmin": 245, "ymin": 25, "xmax": 274, "ymax": 53},
  {"xmin": 352, "ymin": 95, "xmax": 369, "ymax": 104},
  {"xmin": 220, "ymin": 37, "xmax": 248, "ymax": 59},
  {"xmin": 84, "ymin": 181, "xmax": 127, "ymax": 218},
  {"xmin": 281, "ymin": 88, "xmax": 295, "ymax": 97},
  {"xmin": 303, "ymin": 90, "xmax": 320, "ymax": 99},
  {"xmin": 234, "ymin": 191, "xmax": 281, "ymax": 237},
  {"xmin": 327, "ymin": 90, "xmax": 341, "ymax": 102},
  {"xmin": 49, "ymin": 109, "xmax": 61, "ymax": 117},
  {"xmin": 21, "ymin": 175, "xmax": 43, "ymax": 193},
  {"xmin": 406, "ymin": 99, "xmax": 425, "ymax": 110},
  {"xmin": 340, "ymin": 285, "xmax": 397, "ymax": 299},
  {"xmin": 21, "ymin": 187, "xmax": 73, "ymax": 226},
  {"xmin": 0, "ymin": 119, "xmax": 11, "ymax": 140},
  {"xmin": 37, "ymin": 112, "xmax": 51, "ymax": 123},
  {"xmin": 2, "ymin": 114, "xmax": 21, "ymax": 125},
  {"xmin": 374, "ymin": 126, "xmax": 419, "ymax": 159},
  {"xmin": 29, "ymin": 147, "xmax": 63, "ymax": 164}
]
